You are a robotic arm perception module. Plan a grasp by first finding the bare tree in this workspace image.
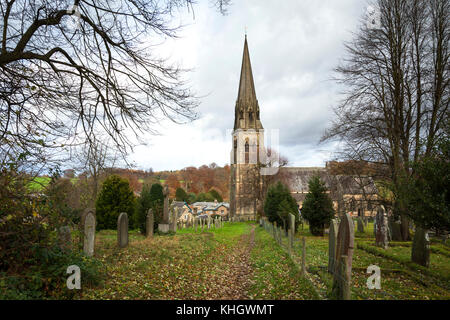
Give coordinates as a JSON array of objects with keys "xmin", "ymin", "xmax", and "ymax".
[
  {"xmin": 322, "ymin": 0, "xmax": 449, "ymax": 240},
  {"xmin": 241, "ymin": 147, "xmax": 290, "ymax": 216},
  {"xmin": 74, "ymin": 135, "xmax": 119, "ymax": 206},
  {"xmin": 0, "ymin": 0, "xmax": 229, "ymax": 166}
]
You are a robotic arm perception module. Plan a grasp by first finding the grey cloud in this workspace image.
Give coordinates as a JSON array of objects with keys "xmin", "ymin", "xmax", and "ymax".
[{"xmin": 132, "ymin": 0, "xmax": 370, "ymax": 170}]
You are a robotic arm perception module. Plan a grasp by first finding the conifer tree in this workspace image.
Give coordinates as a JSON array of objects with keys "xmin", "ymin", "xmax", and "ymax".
[
  {"xmin": 96, "ymin": 175, "xmax": 135, "ymax": 230},
  {"xmin": 301, "ymin": 175, "xmax": 335, "ymax": 236}
]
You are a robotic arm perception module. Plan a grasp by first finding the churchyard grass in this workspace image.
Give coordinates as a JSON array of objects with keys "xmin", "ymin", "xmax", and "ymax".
[
  {"xmin": 39, "ymin": 220, "xmax": 448, "ymax": 300},
  {"xmin": 248, "ymin": 227, "xmax": 320, "ymax": 299},
  {"xmin": 78, "ymin": 222, "xmax": 318, "ymax": 299},
  {"xmin": 287, "ymin": 226, "xmax": 450, "ymax": 299}
]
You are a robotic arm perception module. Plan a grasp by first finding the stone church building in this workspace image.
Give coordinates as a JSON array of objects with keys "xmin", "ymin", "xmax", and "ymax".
[{"xmin": 229, "ymin": 36, "xmax": 379, "ymax": 221}]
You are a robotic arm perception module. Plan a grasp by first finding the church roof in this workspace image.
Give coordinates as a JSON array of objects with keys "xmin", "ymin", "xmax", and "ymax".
[
  {"xmin": 281, "ymin": 167, "xmax": 378, "ymax": 199},
  {"xmin": 237, "ymin": 35, "xmax": 257, "ymax": 103}
]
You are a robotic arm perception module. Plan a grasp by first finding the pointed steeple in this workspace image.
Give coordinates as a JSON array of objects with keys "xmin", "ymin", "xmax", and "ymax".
[
  {"xmin": 234, "ymin": 35, "xmax": 263, "ymax": 130},
  {"xmin": 237, "ymin": 35, "xmax": 257, "ymax": 103}
]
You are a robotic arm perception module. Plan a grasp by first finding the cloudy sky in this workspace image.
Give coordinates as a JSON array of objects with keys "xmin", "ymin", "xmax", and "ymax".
[{"xmin": 128, "ymin": 0, "xmax": 370, "ymax": 171}]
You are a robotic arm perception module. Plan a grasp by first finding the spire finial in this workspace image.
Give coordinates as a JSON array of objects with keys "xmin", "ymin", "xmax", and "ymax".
[{"xmin": 245, "ymin": 26, "xmax": 247, "ymax": 38}]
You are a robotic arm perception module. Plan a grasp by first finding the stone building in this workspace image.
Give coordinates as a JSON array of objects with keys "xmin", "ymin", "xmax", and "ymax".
[{"xmin": 282, "ymin": 167, "xmax": 379, "ymax": 217}]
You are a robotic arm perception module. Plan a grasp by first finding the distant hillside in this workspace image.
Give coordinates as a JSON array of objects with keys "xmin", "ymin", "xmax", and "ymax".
[{"xmin": 30, "ymin": 163, "xmax": 231, "ymax": 201}]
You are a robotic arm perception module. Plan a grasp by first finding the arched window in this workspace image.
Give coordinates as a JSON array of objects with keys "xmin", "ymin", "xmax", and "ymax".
[
  {"xmin": 249, "ymin": 111, "xmax": 253, "ymax": 122},
  {"xmin": 233, "ymin": 138, "xmax": 237, "ymax": 164},
  {"xmin": 245, "ymin": 140, "xmax": 249, "ymax": 164}
]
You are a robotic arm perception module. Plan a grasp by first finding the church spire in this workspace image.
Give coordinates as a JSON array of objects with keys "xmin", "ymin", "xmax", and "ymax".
[
  {"xmin": 234, "ymin": 35, "xmax": 263, "ymax": 130},
  {"xmin": 237, "ymin": 35, "xmax": 257, "ymax": 103}
]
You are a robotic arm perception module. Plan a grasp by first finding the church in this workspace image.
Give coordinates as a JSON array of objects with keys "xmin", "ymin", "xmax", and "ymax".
[{"xmin": 229, "ymin": 36, "xmax": 379, "ymax": 221}]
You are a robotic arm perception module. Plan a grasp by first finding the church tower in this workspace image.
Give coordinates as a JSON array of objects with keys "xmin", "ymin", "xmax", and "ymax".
[{"xmin": 229, "ymin": 35, "xmax": 264, "ymax": 220}]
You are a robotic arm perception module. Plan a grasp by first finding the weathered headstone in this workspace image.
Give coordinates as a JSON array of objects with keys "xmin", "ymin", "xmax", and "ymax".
[
  {"xmin": 328, "ymin": 219, "xmax": 339, "ymax": 273},
  {"xmin": 146, "ymin": 209, "xmax": 154, "ymax": 238},
  {"xmin": 117, "ymin": 212, "xmax": 129, "ymax": 248},
  {"xmin": 82, "ymin": 209, "xmax": 96, "ymax": 256},
  {"xmin": 332, "ymin": 213, "xmax": 354, "ymax": 300},
  {"xmin": 334, "ymin": 213, "xmax": 354, "ymax": 284},
  {"xmin": 375, "ymin": 206, "xmax": 389, "ymax": 249},
  {"xmin": 411, "ymin": 227, "xmax": 430, "ymax": 267},
  {"xmin": 194, "ymin": 217, "xmax": 198, "ymax": 232},
  {"xmin": 58, "ymin": 226, "xmax": 72, "ymax": 252},
  {"xmin": 357, "ymin": 217, "xmax": 365, "ymax": 233}
]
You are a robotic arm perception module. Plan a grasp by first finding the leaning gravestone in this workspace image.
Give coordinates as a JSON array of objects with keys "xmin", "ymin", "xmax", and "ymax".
[
  {"xmin": 332, "ymin": 213, "xmax": 354, "ymax": 299},
  {"xmin": 117, "ymin": 212, "xmax": 129, "ymax": 248},
  {"xmin": 82, "ymin": 209, "xmax": 96, "ymax": 256},
  {"xmin": 335, "ymin": 213, "xmax": 354, "ymax": 278},
  {"xmin": 375, "ymin": 206, "xmax": 389, "ymax": 249},
  {"xmin": 146, "ymin": 209, "xmax": 154, "ymax": 238},
  {"xmin": 411, "ymin": 227, "xmax": 430, "ymax": 267},
  {"xmin": 328, "ymin": 219, "xmax": 339, "ymax": 274},
  {"xmin": 58, "ymin": 226, "xmax": 72, "ymax": 252},
  {"xmin": 357, "ymin": 217, "xmax": 365, "ymax": 233}
]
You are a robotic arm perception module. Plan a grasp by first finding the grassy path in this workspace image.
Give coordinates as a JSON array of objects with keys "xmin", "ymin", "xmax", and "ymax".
[{"xmin": 80, "ymin": 222, "xmax": 319, "ymax": 300}]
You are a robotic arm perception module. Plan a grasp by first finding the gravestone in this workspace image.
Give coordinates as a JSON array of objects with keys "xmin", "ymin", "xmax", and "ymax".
[
  {"xmin": 194, "ymin": 217, "xmax": 198, "ymax": 232},
  {"xmin": 411, "ymin": 227, "xmax": 430, "ymax": 267},
  {"xmin": 146, "ymin": 209, "xmax": 154, "ymax": 238},
  {"xmin": 357, "ymin": 217, "xmax": 365, "ymax": 233},
  {"xmin": 332, "ymin": 213, "xmax": 354, "ymax": 300},
  {"xmin": 158, "ymin": 185, "xmax": 170, "ymax": 233},
  {"xmin": 82, "ymin": 209, "xmax": 96, "ymax": 256},
  {"xmin": 328, "ymin": 219, "xmax": 339, "ymax": 273},
  {"xmin": 117, "ymin": 212, "xmax": 129, "ymax": 248},
  {"xmin": 58, "ymin": 226, "xmax": 72, "ymax": 252},
  {"xmin": 334, "ymin": 212, "xmax": 354, "ymax": 279},
  {"xmin": 375, "ymin": 206, "xmax": 389, "ymax": 249}
]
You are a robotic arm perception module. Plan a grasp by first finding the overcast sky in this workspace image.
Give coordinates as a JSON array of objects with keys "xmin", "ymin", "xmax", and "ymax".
[{"xmin": 128, "ymin": 0, "xmax": 369, "ymax": 172}]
